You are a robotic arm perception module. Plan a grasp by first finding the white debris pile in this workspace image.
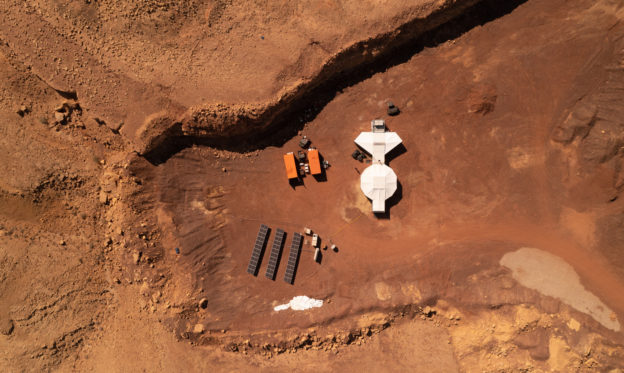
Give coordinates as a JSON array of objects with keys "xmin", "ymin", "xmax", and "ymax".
[{"xmin": 273, "ymin": 296, "xmax": 323, "ymax": 312}]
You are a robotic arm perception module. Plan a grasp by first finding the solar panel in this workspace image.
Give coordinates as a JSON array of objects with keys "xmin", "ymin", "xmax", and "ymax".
[
  {"xmin": 283, "ymin": 232, "xmax": 303, "ymax": 284},
  {"xmin": 247, "ymin": 224, "xmax": 269, "ymax": 276},
  {"xmin": 265, "ymin": 228, "xmax": 285, "ymax": 280}
]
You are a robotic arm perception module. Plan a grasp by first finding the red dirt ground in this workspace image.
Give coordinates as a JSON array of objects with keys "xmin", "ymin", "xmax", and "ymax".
[{"xmin": 1, "ymin": 0, "xmax": 624, "ymax": 371}]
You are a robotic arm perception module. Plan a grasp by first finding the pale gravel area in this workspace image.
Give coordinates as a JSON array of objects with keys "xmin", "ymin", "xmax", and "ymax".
[{"xmin": 500, "ymin": 247, "xmax": 620, "ymax": 331}]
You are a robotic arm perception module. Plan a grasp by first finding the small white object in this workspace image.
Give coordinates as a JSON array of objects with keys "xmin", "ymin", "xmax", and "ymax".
[
  {"xmin": 331, "ymin": 244, "xmax": 337, "ymax": 251},
  {"xmin": 311, "ymin": 233, "xmax": 319, "ymax": 247},
  {"xmin": 314, "ymin": 247, "xmax": 321, "ymax": 262},
  {"xmin": 304, "ymin": 227, "xmax": 312, "ymax": 235},
  {"xmin": 274, "ymin": 296, "xmax": 323, "ymax": 312}
]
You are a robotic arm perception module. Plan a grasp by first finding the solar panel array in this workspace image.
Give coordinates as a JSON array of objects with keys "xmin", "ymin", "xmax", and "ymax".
[
  {"xmin": 283, "ymin": 232, "xmax": 303, "ymax": 284},
  {"xmin": 265, "ymin": 228, "xmax": 285, "ymax": 280},
  {"xmin": 246, "ymin": 224, "xmax": 269, "ymax": 276}
]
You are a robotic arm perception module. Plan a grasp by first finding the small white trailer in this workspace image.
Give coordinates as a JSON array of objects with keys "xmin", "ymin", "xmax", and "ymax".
[{"xmin": 314, "ymin": 247, "xmax": 321, "ymax": 262}]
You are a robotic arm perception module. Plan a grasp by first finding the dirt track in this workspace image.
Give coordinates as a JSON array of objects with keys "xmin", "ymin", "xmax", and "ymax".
[{"xmin": 1, "ymin": 0, "xmax": 624, "ymax": 371}]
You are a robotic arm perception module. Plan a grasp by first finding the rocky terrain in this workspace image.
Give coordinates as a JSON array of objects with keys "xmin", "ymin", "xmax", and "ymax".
[{"xmin": 1, "ymin": 0, "xmax": 624, "ymax": 371}]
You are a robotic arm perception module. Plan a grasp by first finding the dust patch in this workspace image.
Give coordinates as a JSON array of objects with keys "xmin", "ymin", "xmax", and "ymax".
[
  {"xmin": 547, "ymin": 336, "xmax": 577, "ymax": 372},
  {"xmin": 400, "ymin": 282, "xmax": 422, "ymax": 303},
  {"xmin": 340, "ymin": 181, "xmax": 369, "ymax": 222},
  {"xmin": 567, "ymin": 318, "xmax": 581, "ymax": 332},
  {"xmin": 374, "ymin": 282, "xmax": 392, "ymax": 301},
  {"xmin": 190, "ymin": 186, "xmax": 227, "ymax": 229},
  {"xmin": 560, "ymin": 207, "xmax": 595, "ymax": 249},
  {"xmin": 507, "ymin": 147, "xmax": 534, "ymax": 169},
  {"xmin": 500, "ymin": 247, "xmax": 620, "ymax": 331},
  {"xmin": 357, "ymin": 312, "xmax": 390, "ymax": 329}
]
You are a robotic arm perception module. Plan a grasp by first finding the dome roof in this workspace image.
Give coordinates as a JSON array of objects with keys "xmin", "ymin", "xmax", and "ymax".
[{"xmin": 360, "ymin": 164, "xmax": 397, "ymax": 212}]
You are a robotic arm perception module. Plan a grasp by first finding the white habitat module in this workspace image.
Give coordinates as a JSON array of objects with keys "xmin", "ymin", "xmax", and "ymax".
[
  {"xmin": 360, "ymin": 164, "xmax": 398, "ymax": 212},
  {"xmin": 355, "ymin": 119, "xmax": 402, "ymax": 213},
  {"xmin": 354, "ymin": 119, "xmax": 402, "ymax": 164}
]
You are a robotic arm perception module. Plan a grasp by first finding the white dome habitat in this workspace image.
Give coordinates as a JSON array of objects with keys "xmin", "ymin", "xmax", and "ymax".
[{"xmin": 360, "ymin": 163, "xmax": 397, "ymax": 213}]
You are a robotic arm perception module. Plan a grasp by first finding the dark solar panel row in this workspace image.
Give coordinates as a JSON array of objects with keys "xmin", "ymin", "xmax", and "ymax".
[
  {"xmin": 265, "ymin": 228, "xmax": 285, "ymax": 280},
  {"xmin": 246, "ymin": 224, "xmax": 269, "ymax": 276},
  {"xmin": 283, "ymin": 232, "xmax": 303, "ymax": 284}
]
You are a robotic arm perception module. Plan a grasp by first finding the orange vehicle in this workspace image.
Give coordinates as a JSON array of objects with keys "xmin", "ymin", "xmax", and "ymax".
[
  {"xmin": 283, "ymin": 152, "xmax": 298, "ymax": 179},
  {"xmin": 308, "ymin": 149, "xmax": 322, "ymax": 175}
]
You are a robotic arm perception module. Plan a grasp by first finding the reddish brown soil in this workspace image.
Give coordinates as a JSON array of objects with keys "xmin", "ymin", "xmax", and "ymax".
[{"xmin": 1, "ymin": 0, "xmax": 624, "ymax": 371}]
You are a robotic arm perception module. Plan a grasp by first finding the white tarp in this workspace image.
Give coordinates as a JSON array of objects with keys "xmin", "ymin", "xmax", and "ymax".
[
  {"xmin": 273, "ymin": 296, "xmax": 324, "ymax": 312},
  {"xmin": 360, "ymin": 164, "xmax": 397, "ymax": 212}
]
